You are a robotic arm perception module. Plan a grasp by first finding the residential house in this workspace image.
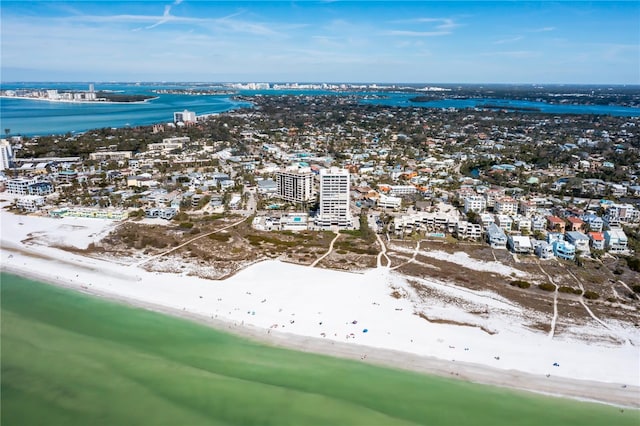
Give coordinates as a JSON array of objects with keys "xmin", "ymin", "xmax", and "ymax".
[
  {"xmin": 588, "ymin": 232, "xmax": 605, "ymax": 251},
  {"xmin": 486, "ymin": 223, "xmax": 507, "ymax": 249},
  {"xmin": 485, "ymin": 187, "xmax": 506, "ymax": 209},
  {"xmin": 552, "ymin": 240, "xmax": 576, "ymax": 261},
  {"xmin": 145, "ymin": 207, "xmax": 177, "ymax": 220},
  {"xmin": 547, "ymin": 216, "xmax": 566, "ymax": 233},
  {"xmin": 496, "ymin": 214, "xmax": 513, "ymax": 232},
  {"xmin": 566, "ymin": 217, "xmax": 585, "ymax": 232},
  {"xmin": 534, "ymin": 241, "xmax": 554, "ymax": 260},
  {"xmin": 508, "ymin": 235, "xmax": 532, "ymax": 254},
  {"xmin": 519, "ymin": 199, "xmax": 537, "ymax": 217},
  {"xmin": 16, "ymin": 195, "xmax": 45, "ymax": 212},
  {"xmin": 512, "ymin": 215, "xmax": 532, "ymax": 233},
  {"xmin": 581, "ymin": 213, "xmax": 604, "ymax": 232},
  {"xmin": 494, "ymin": 196, "xmax": 518, "ymax": 215},
  {"xmin": 456, "ymin": 221, "xmax": 482, "ymax": 240},
  {"xmin": 480, "ymin": 213, "xmax": 495, "ymax": 231},
  {"xmin": 565, "ymin": 231, "xmax": 590, "ymax": 255},
  {"xmin": 378, "ymin": 194, "xmax": 402, "ymax": 210},
  {"xmin": 605, "ymin": 228, "xmax": 628, "ymax": 253},
  {"xmin": 605, "ymin": 203, "xmax": 639, "ymax": 225},
  {"xmin": 531, "ymin": 216, "xmax": 547, "ymax": 232},
  {"xmin": 547, "ymin": 232, "xmax": 565, "ymax": 244},
  {"xmin": 464, "ymin": 195, "xmax": 486, "ymax": 213}
]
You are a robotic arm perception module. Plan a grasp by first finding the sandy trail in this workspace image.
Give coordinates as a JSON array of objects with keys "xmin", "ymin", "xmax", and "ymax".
[{"xmin": 311, "ymin": 231, "xmax": 340, "ymax": 267}]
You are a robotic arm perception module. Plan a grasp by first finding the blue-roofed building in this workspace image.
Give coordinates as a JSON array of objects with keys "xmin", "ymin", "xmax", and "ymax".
[
  {"xmin": 552, "ymin": 240, "xmax": 576, "ymax": 260},
  {"xmin": 581, "ymin": 213, "xmax": 604, "ymax": 232},
  {"xmin": 486, "ymin": 223, "xmax": 507, "ymax": 249},
  {"xmin": 28, "ymin": 181, "xmax": 54, "ymax": 196},
  {"xmin": 565, "ymin": 231, "xmax": 590, "ymax": 254}
]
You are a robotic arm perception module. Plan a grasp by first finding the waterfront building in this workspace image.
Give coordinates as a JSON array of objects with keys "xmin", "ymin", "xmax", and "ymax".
[
  {"xmin": 508, "ymin": 235, "xmax": 532, "ymax": 254},
  {"xmin": 486, "ymin": 223, "xmax": 507, "ymax": 249},
  {"xmin": 0, "ymin": 139, "xmax": 13, "ymax": 171},
  {"xmin": 455, "ymin": 221, "xmax": 482, "ymax": 240},
  {"xmin": 16, "ymin": 195, "xmax": 45, "ymax": 212},
  {"xmin": 552, "ymin": 240, "xmax": 576, "ymax": 261},
  {"xmin": 49, "ymin": 207, "xmax": 128, "ymax": 221},
  {"xmin": 605, "ymin": 229, "xmax": 628, "ymax": 253},
  {"xmin": 6, "ymin": 177, "xmax": 36, "ymax": 195},
  {"xmin": 588, "ymin": 232, "xmax": 605, "ymax": 250},
  {"xmin": 275, "ymin": 167, "xmax": 314, "ymax": 205},
  {"xmin": 315, "ymin": 167, "xmax": 351, "ymax": 228},
  {"xmin": 28, "ymin": 182, "xmax": 54, "ymax": 196},
  {"xmin": 174, "ymin": 110, "xmax": 197, "ymax": 124},
  {"xmin": 566, "ymin": 231, "xmax": 590, "ymax": 254},
  {"xmin": 533, "ymin": 241, "xmax": 555, "ymax": 260}
]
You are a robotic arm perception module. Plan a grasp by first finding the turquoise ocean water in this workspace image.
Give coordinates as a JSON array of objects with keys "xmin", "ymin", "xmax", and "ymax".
[{"xmin": 1, "ymin": 82, "xmax": 639, "ymax": 136}]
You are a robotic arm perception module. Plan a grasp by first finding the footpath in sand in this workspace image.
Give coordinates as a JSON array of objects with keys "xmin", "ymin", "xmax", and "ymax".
[{"xmin": 1, "ymin": 209, "xmax": 639, "ymax": 408}]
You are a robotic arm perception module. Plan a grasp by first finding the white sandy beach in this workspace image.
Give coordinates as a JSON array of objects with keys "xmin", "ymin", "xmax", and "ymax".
[{"xmin": 1, "ymin": 207, "xmax": 639, "ymax": 408}]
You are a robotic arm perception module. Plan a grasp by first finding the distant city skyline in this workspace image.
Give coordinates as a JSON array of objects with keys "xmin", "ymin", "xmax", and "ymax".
[{"xmin": 1, "ymin": 1, "xmax": 639, "ymax": 84}]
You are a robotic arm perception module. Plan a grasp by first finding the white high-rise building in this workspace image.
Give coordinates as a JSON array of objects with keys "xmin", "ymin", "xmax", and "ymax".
[
  {"xmin": 174, "ymin": 109, "xmax": 197, "ymax": 124},
  {"xmin": 276, "ymin": 167, "xmax": 314, "ymax": 205},
  {"xmin": 0, "ymin": 139, "xmax": 13, "ymax": 171},
  {"xmin": 315, "ymin": 167, "xmax": 351, "ymax": 227}
]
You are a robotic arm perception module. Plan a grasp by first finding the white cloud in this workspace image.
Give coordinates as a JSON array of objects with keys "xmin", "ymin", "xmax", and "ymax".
[
  {"xmin": 493, "ymin": 36, "xmax": 524, "ymax": 45},
  {"xmin": 530, "ymin": 27, "xmax": 555, "ymax": 33},
  {"xmin": 384, "ymin": 17, "xmax": 459, "ymax": 37},
  {"xmin": 383, "ymin": 30, "xmax": 450, "ymax": 37}
]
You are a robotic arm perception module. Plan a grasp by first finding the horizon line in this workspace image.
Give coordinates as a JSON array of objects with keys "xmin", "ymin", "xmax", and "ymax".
[{"xmin": 3, "ymin": 81, "xmax": 640, "ymax": 86}]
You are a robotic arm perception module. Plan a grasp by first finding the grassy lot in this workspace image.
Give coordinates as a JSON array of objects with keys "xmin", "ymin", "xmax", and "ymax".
[{"xmin": 1, "ymin": 273, "xmax": 637, "ymax": 426}]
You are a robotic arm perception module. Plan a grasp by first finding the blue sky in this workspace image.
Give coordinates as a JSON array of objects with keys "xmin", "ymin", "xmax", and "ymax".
[{"xmin": 1, "ymin": 1, "xmax": 638, "ymax": 83}]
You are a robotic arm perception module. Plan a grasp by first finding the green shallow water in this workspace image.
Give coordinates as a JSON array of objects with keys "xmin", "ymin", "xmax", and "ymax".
[{"xmin": 1, "ymin": 273, "xmax": 637, "ymax": 426}]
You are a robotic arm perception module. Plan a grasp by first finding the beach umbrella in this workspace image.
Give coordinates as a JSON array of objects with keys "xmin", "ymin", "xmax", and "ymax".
[{"xmin": 362, "ymin": 329, "xmax": 368, "ymax": 333}]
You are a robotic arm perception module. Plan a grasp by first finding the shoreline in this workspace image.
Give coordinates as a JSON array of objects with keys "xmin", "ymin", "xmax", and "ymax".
[
  {"xmin": 0, "ymin": 94, "xmax": 159, "ymax": 105},
  {"xmin": 2, "ymin": 249, "xmax": 639, "ymax": 409},
  {"xmin": 0, "ymin": 210, "xmax": 638, "ymax": 408}
]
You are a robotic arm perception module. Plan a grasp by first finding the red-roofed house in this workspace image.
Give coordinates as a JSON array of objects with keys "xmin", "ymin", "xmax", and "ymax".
[
  {"xmin": 588, "ymin": 232, "xmax": 605, "ymax": 250},
  {"xmin": 566, "ymin": 216, "xmax": 585, "ymax": 232},
  {"xmin": 547, "ymin": 216, "xmax": 566, "ymax": 233}
]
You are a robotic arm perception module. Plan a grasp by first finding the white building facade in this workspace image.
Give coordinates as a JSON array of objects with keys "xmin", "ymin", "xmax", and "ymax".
[
  {"xmin": 0, "ymin": 139, "xmax": 13, "ymax": 171},
  {"xmin": 315, "ymin": 168, "xmax": 351, "ymax": 227}
]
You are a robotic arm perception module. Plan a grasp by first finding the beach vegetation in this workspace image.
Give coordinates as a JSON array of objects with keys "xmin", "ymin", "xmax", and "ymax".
[
  {"xmin": 583, "ymin": 290, "xmax": 600, "ymax": 300},
  {"xmin": 558, "ymin": 286, "xmax": 583, "ymax": 295},
  {"xmin": 538, "ymin": 283, "xmax": 556, "ymax": 292},
  {"xmin": 510, "ymin": 280, "xmax": 531, "ymax": 289}
]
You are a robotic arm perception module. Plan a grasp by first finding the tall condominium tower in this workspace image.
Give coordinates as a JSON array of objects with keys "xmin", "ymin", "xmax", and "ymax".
[
  {"xmin": 0, "ymin": 139, "xmax": 13, "ymax": 171},
  {"xmin": 174, "ymin": 109, "xmax": 197, "ymax": 124},
  {"xmin": 316, "ymin": 167, "xmax": 351, "ymax": 227},
  {"xmin": 275, "ymin": 167, "xmax": 314, "ymax": 205}
]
